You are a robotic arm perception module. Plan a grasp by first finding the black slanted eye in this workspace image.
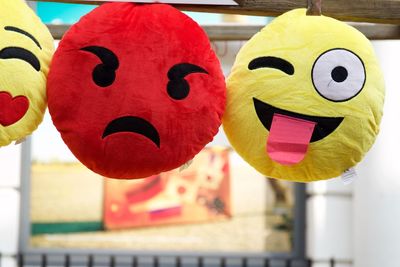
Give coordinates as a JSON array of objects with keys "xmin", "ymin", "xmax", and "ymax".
[
  {"xmin": 167, "ymin": 63, "xmax": 208, "ymax": 100},
  {"xmin": 0, "ymin": 47, "xmax": 40, "ymax": 71},
  {"xmin": 80, "ymin": 46, "xmax": 119, "ymax": 87},
  {"xmin": 248, "ymin": 56, "xmax": 294, "ymax": 75}
]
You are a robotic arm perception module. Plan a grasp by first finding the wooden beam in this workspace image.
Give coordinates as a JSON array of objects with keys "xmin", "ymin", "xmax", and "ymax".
[
  {"xmin": 47, "ymin": 23, "xmax": 400, "ymax": 41},
  {"xmin": 351, "ymin": 22, "xmax": 400, "ymax": 39},
  {"xmin": 30, "ymin": 0, "xmax": 400, "ymax": 24}
]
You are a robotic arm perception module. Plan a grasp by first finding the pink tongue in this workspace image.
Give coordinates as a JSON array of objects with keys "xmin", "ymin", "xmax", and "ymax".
[{"xmin": 267, "ymin": 114, "xmax": 316, "ymax": 165}]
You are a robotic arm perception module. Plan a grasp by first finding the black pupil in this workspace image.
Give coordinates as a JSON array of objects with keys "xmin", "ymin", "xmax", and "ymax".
[{"xmin": 331, "ymin": 66, "xmax": 348, "ymax": 83}]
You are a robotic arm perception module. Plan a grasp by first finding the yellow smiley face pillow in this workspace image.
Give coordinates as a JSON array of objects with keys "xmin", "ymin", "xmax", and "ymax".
[
  {"xmin": 0, "ymin": 0, "xmax": 54, "ymax": 146},
  {"xmin": 223, "ymin": 9, "xmax": 385, "ymax": 182}
]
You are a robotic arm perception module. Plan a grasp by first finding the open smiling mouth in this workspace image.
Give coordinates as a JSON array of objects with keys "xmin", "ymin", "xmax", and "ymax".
[
  {"xmin": 253, "ymin": 98, "xmax": 344, "ymax": 142},
  {"xmin": 253, "ymin": 98, "xmax": 344, "ymax": 165},
  {"xmin": 102, "ymin": 116, "xmax": 160, "ymax": 148}
]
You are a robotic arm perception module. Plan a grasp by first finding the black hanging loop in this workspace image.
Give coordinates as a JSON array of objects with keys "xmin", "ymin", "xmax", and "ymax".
[{"xmin": 307, "ymin": 0, "xmax": 322, "ymax": 16}]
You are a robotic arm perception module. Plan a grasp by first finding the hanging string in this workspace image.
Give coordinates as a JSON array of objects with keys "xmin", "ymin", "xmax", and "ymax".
[{"xmin": 306, "ymin": 0, "xmax": 322, "ymax": 16}]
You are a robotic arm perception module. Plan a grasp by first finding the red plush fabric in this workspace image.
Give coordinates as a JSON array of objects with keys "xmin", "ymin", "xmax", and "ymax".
[{"xmin": 47, "ymin": 3, "xmax": 226, "ymax": 179}]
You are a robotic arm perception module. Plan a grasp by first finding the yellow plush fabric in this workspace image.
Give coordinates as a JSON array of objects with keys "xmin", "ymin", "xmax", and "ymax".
[
  {"xmin": 223, "ymin": 9, "xmax": 385, "ymax": 182},
  {"xmin": 0, "ymin": 0, "xmax": 54, "ymax": 146}
]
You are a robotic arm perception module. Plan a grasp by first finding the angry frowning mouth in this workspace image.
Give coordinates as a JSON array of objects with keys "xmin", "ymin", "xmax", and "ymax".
[{"xmin": 103, "ymin": 116, "xmax": 160, "ymax": 148}]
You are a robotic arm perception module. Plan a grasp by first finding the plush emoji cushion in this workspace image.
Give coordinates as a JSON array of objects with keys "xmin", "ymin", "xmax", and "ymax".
[
  {"xmin": 48, "ymin": 3, "xmax": 226, "ymax": 179},
  {"xmin": 223, "ymin": 9, "xmax": 385, "ymax": 182},
  {"xmin": 0, "ymin": 0, "xmax": 54, "ymax": 146}
]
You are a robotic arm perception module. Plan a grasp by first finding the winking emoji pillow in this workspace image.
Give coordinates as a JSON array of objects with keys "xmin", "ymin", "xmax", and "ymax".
[
  {"xmin": 223, "ymin": 9, "xmax": 385, "ymax": 182},
  {"xmin": 0, "ymin": 0, "xmax": 54, "ymax": 146}
]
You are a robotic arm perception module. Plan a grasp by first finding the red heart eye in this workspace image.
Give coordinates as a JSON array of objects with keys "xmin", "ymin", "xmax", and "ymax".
[{"xmin": 0, "ymin": 92, "xmax": 29, "ymax": 126}]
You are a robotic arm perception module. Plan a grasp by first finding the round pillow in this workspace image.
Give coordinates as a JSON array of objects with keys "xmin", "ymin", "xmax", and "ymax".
[
  {"xmin": 0, "ymin": 0, "xmax": 54, "ymax": 146},
  {"xmin": 223, "ymin": 9, "xmax": 385, "ymax": 182},
  {"xmin": 48, "ymin": 3, "xmax": 226, "ymax": 179}
]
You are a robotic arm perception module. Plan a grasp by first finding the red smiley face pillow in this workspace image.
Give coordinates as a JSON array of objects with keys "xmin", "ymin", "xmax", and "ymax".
[{"xmin": 47, "ymin": 3, "xmax": 226, "ymax": 179}]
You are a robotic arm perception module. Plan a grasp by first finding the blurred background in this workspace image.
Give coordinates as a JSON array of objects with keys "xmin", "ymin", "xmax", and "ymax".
[{"xmin": 0, "ymin": 2, "xmax": 400, "ymax": 267}]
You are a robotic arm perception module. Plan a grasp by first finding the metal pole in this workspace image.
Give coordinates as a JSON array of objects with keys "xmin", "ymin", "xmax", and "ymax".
[
  {"xmin": 132, "ymin": 256, "xmax": 137, "ymax": 267},
  {"xmin": 65, "ymin": 254, "xmax": 70, "ymax": 267},
  {"xmin": 88, "ymin": 255, "xmax": 94, "ymax": 267},
  {"xmin": 293, "ymin": 183, "xmax": 307, "ymax": 259},
  {"xmin": 41, "ymin": 254, "xmax": 47, "ymax": 267},
  {"xmin": 110, "ymin": 256, "xmax": 116, "ymax": 267},
  {"xmin": 18, "ymin": 254, "xmax": 24, "ymax": 267}
]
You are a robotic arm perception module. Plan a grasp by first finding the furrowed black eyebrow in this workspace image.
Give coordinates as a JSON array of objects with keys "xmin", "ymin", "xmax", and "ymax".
[
  {"xmin": 248, "ymin": 56, "xmax": 295, "ymax": 75},
  {"xmin": 5, "ymin": 26, "xmax": 42, "ymax": 50},
  {"xmin": 80, "ymin": 46, "xmax": 119, "ymax": 69},
  {"xmin": 168, "ymin": 63, "xmax": 208, "ymax": 80}
]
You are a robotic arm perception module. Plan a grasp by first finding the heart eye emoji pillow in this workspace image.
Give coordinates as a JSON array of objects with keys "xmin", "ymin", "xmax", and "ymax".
[
  {"xmin": 48, "ymin": 3, "xmax": 226, "ymax": 179},
  {"xmin": 223, "ymin": 9, "xmax": 385, "ymax": 182},
  {"xmin": 0, "ymin": 0, "xmax": 54, "ymax": 146}
]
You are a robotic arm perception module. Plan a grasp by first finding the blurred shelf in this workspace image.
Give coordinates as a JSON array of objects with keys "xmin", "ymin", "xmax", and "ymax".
[
  {"xmin": 48, "ymin": 23, "xmax": 400, "ymax": 41},
  {"xmin": 31, "ymin": 0, "xmax": 400, "ymax": 24}
]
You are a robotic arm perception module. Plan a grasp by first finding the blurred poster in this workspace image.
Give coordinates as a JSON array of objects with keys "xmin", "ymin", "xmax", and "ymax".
[{"xmin": 104, "ymin": 147, "xmax": 231, "ymax": 229}]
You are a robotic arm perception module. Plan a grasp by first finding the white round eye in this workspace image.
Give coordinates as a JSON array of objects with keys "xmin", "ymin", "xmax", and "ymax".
[{"xmin": 312, "ymin": 48, "xmax": 366, "ymax": 102}]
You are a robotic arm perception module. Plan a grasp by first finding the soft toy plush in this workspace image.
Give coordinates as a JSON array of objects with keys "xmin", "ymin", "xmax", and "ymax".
[
  {"xmin": 0, "ymin": 0, "xmax": 54, "ymax": 146},
  {"xmin": 223, "ymin": 9, "xmax": 385, "ymax": 182},
  {"xmin": 47, "ymin": 3, "xmax": 226, "ymax": 179}
]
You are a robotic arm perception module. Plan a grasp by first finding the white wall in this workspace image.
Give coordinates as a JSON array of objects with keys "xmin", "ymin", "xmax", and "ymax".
[
  {"xmin": 354, "ymin": 40, "xmax": 400, "ymax": 267},
  {"xmin": 0, "ymin": 144, "xmax": 22, "ymax": 267},
  {"xmin": 0, "ymin": 3, "xmax": 35, "ymax": 266},
  {"xmin": 307, "ymin": 178, "xmax": 354, "ymax": 267}
]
